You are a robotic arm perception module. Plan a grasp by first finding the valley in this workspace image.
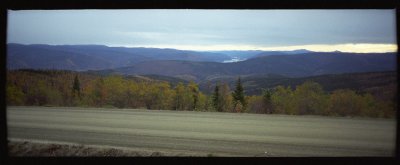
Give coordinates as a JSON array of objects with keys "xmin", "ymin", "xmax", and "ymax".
[{"xmin": 9, "ymin": 44, "xmax": 396, "ymax": 80}]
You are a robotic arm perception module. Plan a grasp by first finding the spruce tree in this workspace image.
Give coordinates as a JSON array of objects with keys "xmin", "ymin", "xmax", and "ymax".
[
  {"xmin": 262, "ymin": 88, "xmax": 273, "ymax": 113},
  {"xmin": 212, "ymin": 83, "xmax": 221, "ymax": 112},
  {"xmin": 72, "ymin": 74, "xmax": 81, "ymax": 98},
  {"xmin": 232, "ymin": 77, "xmax": 246, "ymax": 112},
  {"xmin": 93, "ymin": 78, "xmax": 105, "ymax": 106}
]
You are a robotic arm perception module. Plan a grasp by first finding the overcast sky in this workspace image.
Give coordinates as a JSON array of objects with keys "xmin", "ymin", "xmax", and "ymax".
[{"xmin": 7, "ymin": 9, "xmax": 397, "ymax": 52}]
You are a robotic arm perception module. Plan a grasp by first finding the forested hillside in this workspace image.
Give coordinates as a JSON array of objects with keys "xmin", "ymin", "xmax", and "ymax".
[
  {"xmin": 105, "ymin": 52, "xmax": 396, "ymax": 81},
  {"xmin": 7, "ymin": 43, "xmax": 231, "ymax": 70},
  {"xmin": 8, "ymin": 44, "xmax": 396, "ymax": 80},
  {"xmin": 198, "ymin": 71, "xmax": 397, "ymax": 102},
  {"xmin": 6, "ymin": 69, "xmax": 206, "ymax": 110},
  {"xmin": 7, "ymin": 69, "xmax": 396, "ymax": 118}
]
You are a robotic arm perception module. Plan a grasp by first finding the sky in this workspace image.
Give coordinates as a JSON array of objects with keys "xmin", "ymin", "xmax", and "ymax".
[{"xmin": 7, "ymin": 9, "xmax": 397, "ymax": 53}]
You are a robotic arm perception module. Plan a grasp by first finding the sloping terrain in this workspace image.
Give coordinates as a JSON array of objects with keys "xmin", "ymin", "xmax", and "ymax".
[
  {"xmin": 8, "ymin": 44, "xmax": 396, "ymax": 78},
  {"xmin": 8, "ymin": 69, "xmax": 396, "ymax": 102},
  {"xmin": 198, "ymin": 71, "xmax": 397, "ymax": 101},
  {"xmin": 222, "ymin": 52, "xmax": 396, "ymax": 77},
  {"xmin": 7, "ymin": 43, "xmax": 231, "ymax": 70},
  {"xmin": 106, "ymin": 52, "xmax": 396, "ymax": 80},
  {"xmin": 8, "ymin": 140, "xmax": 202, "ymax": 156}
]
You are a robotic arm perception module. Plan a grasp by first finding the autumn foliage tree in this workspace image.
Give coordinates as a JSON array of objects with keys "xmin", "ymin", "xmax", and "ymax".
[
  {"xmin": 219, "ymin": 83, "xmax": 233, "ymax": 112},
  {"xmin": 6, "ymin": 70, "xmax": 395, "ymax": 118},
  {"xmin": 292, "ymin": 81, "xmax": 328, "ymax": 115},
  {"xmin": 212, "ymin": 82, "xmax": 233, "ymax": 112},
  {"xmin": 6, "ymin": 83, "xmax": 25, "ymax": 105},
  {"xmin": 187, "ymin": 81, "xmax": 200, "ymax": 111}
]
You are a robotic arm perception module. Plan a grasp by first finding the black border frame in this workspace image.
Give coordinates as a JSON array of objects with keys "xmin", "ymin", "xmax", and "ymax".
[
  {"xmin": 3, "ymin": 0, "xmax": 399, "ymax": 9},
  {"xmin": 1, "ymin": 0, "xmax": 399, "ymax": 165}
]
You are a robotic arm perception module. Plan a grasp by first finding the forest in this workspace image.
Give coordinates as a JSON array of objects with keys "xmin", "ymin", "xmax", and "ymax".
[{"xmin": 6, "ymin": 69, "xmax": 396, "ymax": 118}]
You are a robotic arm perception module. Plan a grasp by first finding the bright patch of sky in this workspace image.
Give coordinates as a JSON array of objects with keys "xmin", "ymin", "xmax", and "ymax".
[{"xmin": 7, "ymin": 9, "xmax": 397, "ymax": 53}]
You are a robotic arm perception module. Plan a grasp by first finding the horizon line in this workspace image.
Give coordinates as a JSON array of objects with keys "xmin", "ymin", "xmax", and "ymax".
[{"xmin": 7, "ymin": 43, "xmax": 398, "ymax": 53}]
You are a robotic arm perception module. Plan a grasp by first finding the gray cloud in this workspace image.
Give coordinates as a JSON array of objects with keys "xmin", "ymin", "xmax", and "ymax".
[{"xmin": 7, "ymin": 9, "xmax": 396, "ymax": 48}]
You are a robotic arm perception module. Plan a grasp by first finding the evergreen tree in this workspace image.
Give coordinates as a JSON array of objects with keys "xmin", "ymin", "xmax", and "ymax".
[
  {"xmin": 262, "ymin": 88, "xmax": 273, "ymax": 114},
  {"xmin": 72, "ymin": 74, "xmax": 81, "ymax": 99},
  {"xmin": 232, "ymin": 77, "xmax": 246, "ymax": 112},
  {"xmin": 93, "ymin": 78, "xmax": 106, "ymax": 106},
  {"xmin": 212, "ymin": 83, "xmax": 221, "ymax": 112}
]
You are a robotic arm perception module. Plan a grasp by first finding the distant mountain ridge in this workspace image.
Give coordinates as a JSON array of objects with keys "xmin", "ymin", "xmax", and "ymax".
[
  {"xmin": 7, "ymin": 43, "xmax": 323, "ymax": 71},
  {"xmin": 208, "ymin": 49, "xmax": 314, "ymax": 62},
  {"xmin": 7, "ymin": 44, "xmax": 396, "ymax": 82},
  {"xmin": 102, "ymin": 52, "xmax": 396, "ymax": 81},
  {"xmin": 7, "ymin": 43, "xmax": 231, "ymax": 70}
]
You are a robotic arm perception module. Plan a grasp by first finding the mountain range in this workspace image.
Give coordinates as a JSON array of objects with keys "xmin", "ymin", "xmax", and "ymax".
[
  {"xmin": 7, "ymin": 43, "xmax": 320, "ymax": 71},
  {"xmin": 99, "ymin": 52, "xmax": 396, "ymax": 81},
  {"xmin": 7, "ymin": 43, "xmax": 396, "ymax": 82},
  {"xmin": 7, "ymin": 43, "xmax": 397, "ymax": 101},
  {"xmin": 7, "ymin": 43, "xmax": 231, "ymax": 70}
]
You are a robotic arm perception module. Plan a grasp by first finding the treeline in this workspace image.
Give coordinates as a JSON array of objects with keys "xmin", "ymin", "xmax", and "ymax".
[
  {"xmin": 246, "ymin": 82, "xmax": 396, "ymax": 118},
  {"xmin": 6, "ymin": 70, "xmax": 396, "ymax": 118},
  {"xmin": 6, "ymin": 70, "xmax": 209, "ymax": 111}
]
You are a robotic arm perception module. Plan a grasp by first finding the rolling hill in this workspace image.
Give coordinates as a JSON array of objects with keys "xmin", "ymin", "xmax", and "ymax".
[
  {"xmin": 9, "ymin": 44, "xmax": 395, "ymax": 79},
  {"xmin": 197, "ymin": 71, "xmax": 397, "ymax": 102},
  {"xmin": 104, "ymin": 52, "xmax": 396, "ymax": 81},
  {"xmin": 207, "ymin": 49, "xmax": 313, "ymax": 60},
  {"xmin": 7, "ymin": 43, "xmax": 397, "ymax": 99},
  {"xmin": 12, "ymin": 69, "xmax": 396, "ymax": 103},
  {"xmin": 7, "ymin": 43, "xmax": 231, "ymax": 70}
]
